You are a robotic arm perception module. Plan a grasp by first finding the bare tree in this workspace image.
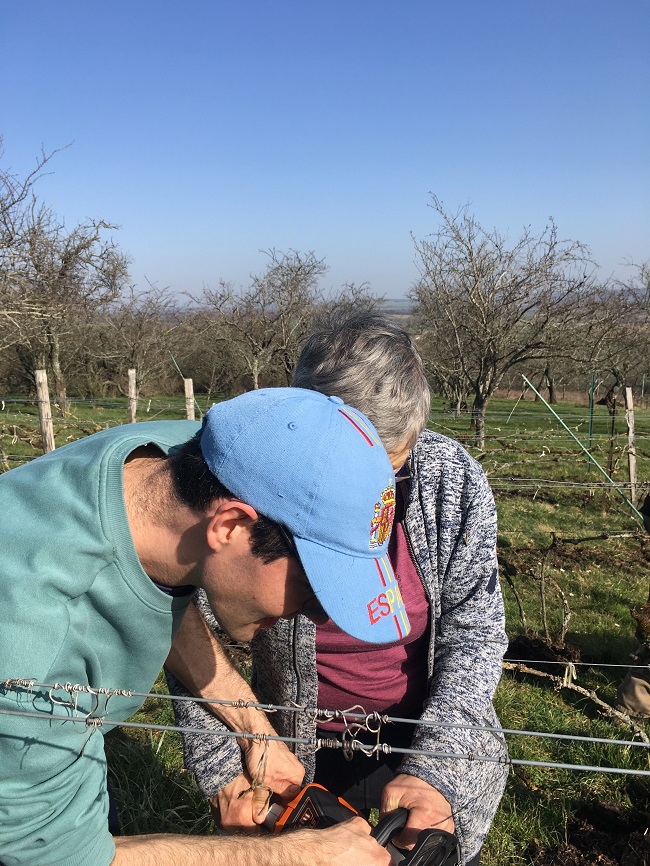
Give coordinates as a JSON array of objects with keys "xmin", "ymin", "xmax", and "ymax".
[
  {"xmin": 311, "ymin": 281, "xmax": 384, "ymax": 331},
  {"xmin": 5, "ymin": 208, "xmax": 128, "ymax": 410},
  {"xmin": 410, "ymin": 197, "xmax": 595, "ymax": 447},
  {"xmin": 92, "ymin": 282, "xmax": 187, "ymax": 398},
  {"xmin": 195, "ymin": 249, "xmax": 328, "ymax": 389},
  {"xmin": 0, "ymin": 136, "xmax": 64, "ymax": 230},
  {"xmin": 0, "ymin": 143, "xmax": 129, "ymax": 409},
  {"xmin": 419, "ymin": 330, "xmax": 470, "ymax": 417},
  {"xmin": 0, "ymin": 139, "xmax": 60, "ymax": 353},
  {"xmin": 586, "ymin": 263, "xmax": 650, "ymax": 408}
]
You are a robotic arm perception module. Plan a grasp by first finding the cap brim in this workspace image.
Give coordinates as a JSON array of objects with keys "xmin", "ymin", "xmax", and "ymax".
[{"xmin": 294, "ymin": 536, "xmax": 411, "ymax": 644}]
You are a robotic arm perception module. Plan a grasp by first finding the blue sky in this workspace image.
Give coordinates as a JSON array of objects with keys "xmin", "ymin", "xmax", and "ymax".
[{"xmin": 1, "ymin": 1, "xmax": 648, "ymax": 298}]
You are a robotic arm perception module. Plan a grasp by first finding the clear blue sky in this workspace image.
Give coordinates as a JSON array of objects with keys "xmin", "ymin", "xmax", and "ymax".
[{"xmin": 1, "ymin": 1, "xmax": 648, "ymax": 298}]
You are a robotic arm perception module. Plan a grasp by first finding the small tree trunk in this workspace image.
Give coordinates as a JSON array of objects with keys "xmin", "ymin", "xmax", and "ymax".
[
  {"xmin": 604, "ymin": 382, "xmax": 619, "ymax": 416},
  {"xmin": 204, "ymin": 362, "xmax": 219, "ymax": 409},
  {"xmin": 448, "ymin": 383, "xmax": 467, "ymax": 418},
  {"xmin": 282, "ymin": 352, "xmax": 293, "ymax": 386},
  {"xmin": 472, "ymin": 394, "xmax": 487, "ymax": 450},
  {"xmin": 545, "ymin": 366, "xmax": 557, "ymax": 404},
  {"xmin": 47, "ymin": 330, "xmax": 68, "ymax": 417}
]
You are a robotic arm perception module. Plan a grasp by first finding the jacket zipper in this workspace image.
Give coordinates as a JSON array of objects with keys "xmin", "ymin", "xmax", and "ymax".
[
  {"xmin": 402, "ymin": 472, "xmax": 436, "ymax": 682},
  {"xmin": 291, "ymin": 616, "xmax": 302, "ymax": 741}
]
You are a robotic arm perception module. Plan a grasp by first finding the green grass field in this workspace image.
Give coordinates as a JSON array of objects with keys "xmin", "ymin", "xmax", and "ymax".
[{"xmin": 2, "ymin": 393, "xmax": 649, "ymax": 862}]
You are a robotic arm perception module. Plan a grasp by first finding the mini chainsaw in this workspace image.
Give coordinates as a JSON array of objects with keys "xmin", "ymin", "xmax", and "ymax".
[{"xmin": 264, "ymin": 783, "xmax": 460, "ymax": 866}]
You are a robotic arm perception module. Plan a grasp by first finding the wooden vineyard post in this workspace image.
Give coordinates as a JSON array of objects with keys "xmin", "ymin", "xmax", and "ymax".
[
  {"xmin": 35, "ymin": 369, "xmax": 56, "ymax": 453},
  {"xmin": 128, "ymin": 369, "xmax": 137, "ymax": 424},
  {"xmin": 624, "ymin": 386, "xmax": 638, "ymax": 507},
  {"xmin": 184, "ymin": 378, "xmax": 195, "ymax": 421}
]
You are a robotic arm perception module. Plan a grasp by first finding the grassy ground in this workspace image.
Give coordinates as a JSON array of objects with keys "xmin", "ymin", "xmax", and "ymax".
[
  {"xmin": 2, "ymin": 392, "xmax": 649, "ymax": 862},
  {"xmin": 0, "ymin": 393, "xmax": 206, "ymax": 469},
  {"xmin": 436, "ymin": 398, "xmax": 650, "ymax": 864}
]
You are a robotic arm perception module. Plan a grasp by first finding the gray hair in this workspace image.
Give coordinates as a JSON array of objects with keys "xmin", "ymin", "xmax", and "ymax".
[{"xmin": 292, "ymin": 313, "xmax": 431, "ymax": 454}]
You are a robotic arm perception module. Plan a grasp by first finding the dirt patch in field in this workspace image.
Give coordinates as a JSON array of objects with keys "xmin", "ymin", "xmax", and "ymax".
[
  {"xmin": 504, "ymin": 633, "xmax": 582, "ymax": 672},
  {"xmin": 499, "ymin": 537, "xmax": 650, "ymax": 580},
  {"xmin": 528, "ymin": 802, "xmax": 650, "ymax": 865}
]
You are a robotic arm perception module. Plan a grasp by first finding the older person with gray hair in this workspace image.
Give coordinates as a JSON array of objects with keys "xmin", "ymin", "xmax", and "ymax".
[{"xmin": 169, "ymin": 314, "xmax": 509, "ymax": 866}]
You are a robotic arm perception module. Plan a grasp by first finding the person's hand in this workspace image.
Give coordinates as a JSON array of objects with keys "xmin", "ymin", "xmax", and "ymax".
[
  {"xmin": 211, "ymin": 738, "xmax": 305, "ymax": 831},
  {"xmin": 286, "ymin": 817, "xmax": 392, "ymax": 866},
  {"xmin": 241, "ymin": 736, "xmax": 305, "ymax": 821},
  {"xmin": 210, "ymin": 773, "xmax": 264, "ymax": 832},
  {"xmin": 380, "ymin": 773, "xmax": 455, "ymax": 848}
]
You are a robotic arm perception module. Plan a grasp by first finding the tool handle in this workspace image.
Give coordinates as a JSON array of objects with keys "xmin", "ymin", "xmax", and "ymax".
[
  {"xmin": 372, "ymin": 810, "xmax": 460, "ymax": 866},
  {"xmin": 371, "ymin": 808, "xmax": 409, "ymax": 846}
]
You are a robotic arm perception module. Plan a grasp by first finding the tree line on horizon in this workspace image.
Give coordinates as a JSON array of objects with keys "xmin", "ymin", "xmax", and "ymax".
[{"xmin": 1, "ymin": 140, "xmax": 648, "ymax": 449}]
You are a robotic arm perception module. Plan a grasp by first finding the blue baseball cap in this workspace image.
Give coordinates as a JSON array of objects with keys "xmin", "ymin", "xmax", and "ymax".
[{"xmin": 199, "ymin": 388, "xmax": 410, "ymax": 644}]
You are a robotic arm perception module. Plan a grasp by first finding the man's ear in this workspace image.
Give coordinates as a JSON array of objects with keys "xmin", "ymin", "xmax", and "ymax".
[{"xmin": 205, "ymin": 500, "xmax": 259, "ymax": 552}]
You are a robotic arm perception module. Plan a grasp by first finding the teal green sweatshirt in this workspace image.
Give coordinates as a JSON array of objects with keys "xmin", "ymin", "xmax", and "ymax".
[{"xmin": 0, "ymin": 421, "xmax": 199, "ymax": 866}]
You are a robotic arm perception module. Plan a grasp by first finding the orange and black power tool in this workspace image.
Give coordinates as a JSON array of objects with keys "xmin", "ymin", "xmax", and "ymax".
[{"xmin": 264, "ymin": 783, "xmax": 460, "ymax": 866}]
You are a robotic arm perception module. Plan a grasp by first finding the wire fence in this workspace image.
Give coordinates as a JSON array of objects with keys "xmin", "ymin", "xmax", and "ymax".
[
  {"xmin": 2, "ymin": 391, "xmax": 649, "ymax": 785},
  {"xmin": 2, "ymin": 679, "xmax": 649, "ymax": 778}
]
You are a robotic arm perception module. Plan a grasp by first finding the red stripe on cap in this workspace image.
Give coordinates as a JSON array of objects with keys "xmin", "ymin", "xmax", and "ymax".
[
  {"xmin": 338, "ymin": 409, "xmax": 374, "ymax": 446},
  {"xmin": 374, "ymin": 558, "xmax": 387, "ymax": 587},
  {"xmin": 393, "ymin": 614, "xmax": 403, "ymax": 641}
]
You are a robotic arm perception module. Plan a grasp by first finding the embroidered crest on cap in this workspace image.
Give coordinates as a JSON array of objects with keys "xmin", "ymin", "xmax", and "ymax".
[{"xmin": 369, "ymin": 481, "xmax": 396, "ymax": 549}]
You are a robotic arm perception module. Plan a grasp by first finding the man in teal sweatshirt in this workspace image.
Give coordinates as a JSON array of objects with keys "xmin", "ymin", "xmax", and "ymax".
[{"xmin": 0, "ymin": 388, "xmax": 400, "ymax": 866}]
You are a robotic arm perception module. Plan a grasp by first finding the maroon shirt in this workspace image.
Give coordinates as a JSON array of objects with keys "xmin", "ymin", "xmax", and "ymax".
[{"xmin": 316, "ymin": 484, "xmax": 431, "ymax": 731}]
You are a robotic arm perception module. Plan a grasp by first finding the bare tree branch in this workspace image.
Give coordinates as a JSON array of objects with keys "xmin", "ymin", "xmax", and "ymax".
[{"xmin": 410, "ymin": 197, "xmax": 597, "ymax": 447}]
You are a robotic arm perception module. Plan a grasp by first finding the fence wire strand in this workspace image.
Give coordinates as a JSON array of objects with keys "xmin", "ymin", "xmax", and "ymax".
[{"xmin": 1, "ymin": 679, "xmax": 649, "ymax": 778}]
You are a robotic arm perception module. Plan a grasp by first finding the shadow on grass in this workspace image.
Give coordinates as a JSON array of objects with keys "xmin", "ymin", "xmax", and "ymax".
[
  {"xmin": 524, "ymin": 799, "xmax": 650, "ymax": 866},
  {"xmin": 567, "ymin": 631, "xmax": 640, "ymax": 666},
  {"xmin": 505, "ymin": 630, "xmax": 639, "ymax": 667},
  {"xmin": 485, "ymin": 742, "xmax": 650, "ymax": 865}
]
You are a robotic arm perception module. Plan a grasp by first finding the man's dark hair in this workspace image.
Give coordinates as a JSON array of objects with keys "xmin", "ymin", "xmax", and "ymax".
[{"xmin": 168, "ymin": 433, "xmax": 293, "ymax": 564}]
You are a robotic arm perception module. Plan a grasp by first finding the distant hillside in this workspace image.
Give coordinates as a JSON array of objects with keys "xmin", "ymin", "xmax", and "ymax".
[{"xmin": 379, "ymin": 297, "xmax": 413, "ymax": 319}]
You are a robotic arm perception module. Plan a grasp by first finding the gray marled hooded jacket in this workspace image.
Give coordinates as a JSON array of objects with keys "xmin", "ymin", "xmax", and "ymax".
[{"xmin": 168, "ymin": 429, "xmax": 509, "ymax": 864}]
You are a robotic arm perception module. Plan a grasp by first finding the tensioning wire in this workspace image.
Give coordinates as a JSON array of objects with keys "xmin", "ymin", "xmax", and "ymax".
[
  {"xmin": 0, "ymin": 705, "xmax": 647, "ymax": 777},
  {"xmin": 504, "ymin": 659, "xmax": 649, "ymax": 670},
  {"xmin": 3, "ymin": 680, "xmax": 648, "ymax": 752}
]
